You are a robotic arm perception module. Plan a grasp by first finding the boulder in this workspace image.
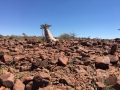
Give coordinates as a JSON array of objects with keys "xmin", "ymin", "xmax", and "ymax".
[
  {"xmin": 109, "ymin": 44, "xmax": 117, "ymax": 55},
  {"xmin": 13, "ymin": 79, "xmax": 25, "ymax": 90},
  {"xmin": 25, "ymin": 81, "xmax": 33, "ymax": 90},
  {"xmin": 32, "ymin": 72, "xmax": 50, "ymax": 89},
  {"xmin": 0, "ymin": 72, "xmax": 14, "ymax": 88},
  {"xmin": 58, "ymin": 56, "xmax": 68, "ymax": 66},
  {"xmin": 3, "ymin": 55, "xmax": 13, "ymax": 65},
  {"xmin": 95, "ymin": 56, "xmax": 110, "ymax": 69},
  {"xmin": 108, "ymin": 54, "xmax": 119, "ymax": 64}
]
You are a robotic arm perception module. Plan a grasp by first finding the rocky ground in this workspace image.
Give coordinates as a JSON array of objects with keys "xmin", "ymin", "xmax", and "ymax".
[{"xmin": 0, "ymin": 37, "xmax": 120, "ymax": 90}]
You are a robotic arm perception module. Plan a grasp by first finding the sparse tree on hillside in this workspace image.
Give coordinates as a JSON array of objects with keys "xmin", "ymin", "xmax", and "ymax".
[
  {"xmin": 22, "ymin": 33, "xmax": 27, "ymax": 36},
  {"xmin": 69, "ymin": 32, "xmax": 76, "ymax": 39},
  {"xmin": 40, "ymin": 24, "xmax": 58, "ymax": 42}
]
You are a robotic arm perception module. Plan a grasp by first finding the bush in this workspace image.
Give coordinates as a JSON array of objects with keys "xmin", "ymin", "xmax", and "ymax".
[
  {"xmin": 69, "ymin": 32, "xmax": 76, "ymax": 39},
  {"xmin": 58, "ymin": 32, "xmax": 76, "ymax": 40},
  {"xmin": 9, "ymin": 35, "xmax": 19, "ymax": 40},
  {"xmin": 58, "ymin": 33, "xmax": 70, "ymax": 40},
  {"xmin": 0, "ymin": 34, "xmax": 3, "ymax": 38}
]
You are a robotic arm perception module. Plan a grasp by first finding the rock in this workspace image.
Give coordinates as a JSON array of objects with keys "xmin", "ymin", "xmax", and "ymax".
[
  {"xmin": 27, "ymin": 44, "xmax": 33, "ymax": 48},
  {"xmin": 32, "ymin": 72, "xmax": 50, "ymax": 89},
  {"xmin": 0, "ymin": 52, "xmax": 4, "ymax": 57},
  {"xmin": 58, "ymin": 56, "xmax": 68, "ymax": 66},
  {"xmin": 13, "ymin": 79, "xmax": 25, "ymax": 90},
  {"xmin": 8, "ymin": 67, "xmax": 14, "ymax": 73},
  {"xmin": 108, "ymin": 54, "xmax": 119, "ymax": 64},
  {"xmin": 96, "ymin": 82, "xmax": 105, "ymax": 89},
  {"xmin": 57, "ymin": 85, "xmax": 74, "ymax": 90},
  {"xmin": 59, "ymin": 75, "xmax": 75, "ymax": 86},
  {"xmin": 105, "ymin": 75, "xmax": 117, "ymax": 86},
  {"xmin": 5, "ymin": 88, "xmax": 11, "ymax": 90},
  {"xmin": 25, "ymin": 81, "xmax": 33, "ymax": 90},
  {"xmin": 86, "ymin": 66, "xmax": 94, "ymax": 73},
  {"xmin": 4, "ymin": 87, "xmax": 11, "ymax": 90},
  {"xmin": 3, "ymin": 55, "xmax": 13, "ymax": 65},
  {"xmin": 78, "ymin": 46, "xmax": 88, "ymax": 53},
  {"xmin": 75, "ymin": 86, "xmax": 82, "ymax": 90},
  {"xmin": 75, "ymin": 55, "xmax": 82, "ymax": 60},
  {"xmin": 38, "ymin": 86, "xmax": 53, "ymax": 90},
  {"xmin": 14, "ymin": 55, "xmax": 25, "ymax": 61},
  {"xmin": 0, "ymin": 72, "xmax": 14, "ymax": 88},
  {"xmin": 0, "ymin": 52, "xmax": 4, "ymax": 62},
  {"xmin": 82, "ymin": 57, "xmax": 91, "ymax": 65},
  {"xmin": 110, "ymin": 44, "xmax": 117, "ymax": 55},
  {"xmin": 31, "ymin": 59, "xmax": 48, "ymax": 70},
  {"xmin": 95, "ymin": 56, "xmax": 110, "ymax": 69},
  {"xmin": 112, "ymin": 75, "xmax": 120, "ymax": 89},
  {"xmin": 113, "ymin": 81, "xmax": 120, "ymax": 90},
  {"xmin": 20, "ymin": 66, "xmax": 31, "ymax": 72},
  {"xmin": 40, "ymin": 54, "xmax": 48, "ymax": 60},
  {"xmin": 22, "ymin": 76, "xmax": 33, "ymax": 84},
  {"xmin": 0, "ymin": 61, "xmax": 5, "ymax": 65},
  {"xmin": 0, "ymin": 86, "xmax": 5, "ymax": 90}
]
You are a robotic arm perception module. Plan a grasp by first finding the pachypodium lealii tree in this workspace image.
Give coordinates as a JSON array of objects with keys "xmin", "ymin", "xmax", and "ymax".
[{"xmin": 40, "ymin": 24, "xmax": 58, "ymax": 42}]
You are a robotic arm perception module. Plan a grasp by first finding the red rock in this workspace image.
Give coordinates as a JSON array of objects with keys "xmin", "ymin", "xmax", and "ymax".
[
  {"xmin": 96, "ymin": 82, "xmax": 105, "ymax": 89},
  {"xmin": 3, "ymin": 55, "xmax": 13, "ymax": 65},
  {"xmin": 40, "ymin": 54, "xmax": 48, "ymax": 60},
  {"xmin": 33, "ymin": 72, "xmax": 50, "ymax": 89},
  {"xmin": 0, "ymin": 72, "xmax": 14, "ymax": 88},
  {"xmin": 14, "ymin": 55, "xmax": 25, "ymax": 61},
  {"xmin": 110, "ymin": 44, "xmax": 117, "ymax": 55},
  {"xmin": 113, "ymin": 75, "xmax": 120, "ymax": 89},
  {"xmin": 20, "ymin": 66, "xmax": 31, "ymax": 72},
  {"xmin": 0, "ymin": 52, "xmax": 4, "ymax": 57},
  {"xmin": 8, "ymin": 67, "xmax": 14, "ymax": 73},
  {"xmin": 75, "ymin": 86, "xmax": 82, "ymax": 90},
  {"xmin": 108, "ymin": 54, "xmax": 119, "ymax": 63},
  {"xmin": 58, "ymin": 56, "xmax": 68, "ymax": 65},
  {"xmin": 13, "ymin": 79, "xmax": 25, "ymax": 90},
  {"xmin": 113, "ymin": 80, "xmax": 120, "ymax": 89},
  {"xmin": 25, "ymin": 81, "xmax": 33, "ymax": 90},
  {"xmin": 82, "ymin": 56, "xmax": 91, "ymax": 65},
  {"xmin": 105, "ymin": 75, "xmax": 117, "ymax": 86},
  {"xmin": 95, "ymin": 56, "xmax": 110, "ymax": 69},
  {"xmin": 56, "ymin": 85, "xmax": 74, "ymax": 90},
  {"xmin": 0, "ymin": 86, "xmax": 5, "ymax": 90},
  {"xmin": 22, "ymin": 76, "xmax": 33, "ymax": 84},
  {"xmin": 39, "ymin": 86, "xmax": 53, "ymax": 90},
  {"xmin": 78, "ymin": 46, "xmax": 88, "ymax": 53},
  {"xmin": 75, "ymin": 56, "xmax": 82, "ymax": 60}
]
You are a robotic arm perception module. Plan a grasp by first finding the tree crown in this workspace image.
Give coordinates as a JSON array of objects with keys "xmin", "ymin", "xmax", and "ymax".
[{"xmin": 40, "ymin": 24, "xmax": 51, "ymax": 29}]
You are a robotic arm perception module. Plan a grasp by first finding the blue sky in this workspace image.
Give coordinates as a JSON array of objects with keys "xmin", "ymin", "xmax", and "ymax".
[{"xmin": 0, "ymin": 0, "xmax": 120, "ymax": 39}]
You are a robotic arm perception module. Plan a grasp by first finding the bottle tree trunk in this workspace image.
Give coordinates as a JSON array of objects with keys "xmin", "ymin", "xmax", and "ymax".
[
  {"xmin": 44, "ymin": 28, "xmax": 58, "ymax": 42},
  {"xmin": 44, "ymin": 28, "xmax": 50, "ymax": 42}
]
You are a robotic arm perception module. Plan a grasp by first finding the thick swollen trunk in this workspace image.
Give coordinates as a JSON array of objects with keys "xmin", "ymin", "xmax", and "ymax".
[{"xmin": 44, "ymin": 28, "xmax": 58, "ymax": 42}]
